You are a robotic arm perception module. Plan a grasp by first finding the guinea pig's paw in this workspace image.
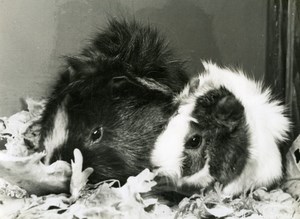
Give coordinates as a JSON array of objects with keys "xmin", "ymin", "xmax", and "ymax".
[{"xmin": 70, "ymin": 148, "xmax": 94, "ymax": 202}]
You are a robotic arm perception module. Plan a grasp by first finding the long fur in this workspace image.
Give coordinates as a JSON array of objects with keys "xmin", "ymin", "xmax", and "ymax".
[
  {"xmin": 151, "ymin": 62, "xmax": 290, "ymax": 195},
  {"xmin": 38, "ymin": 18, "xmax": 188, "ymax": 184}
]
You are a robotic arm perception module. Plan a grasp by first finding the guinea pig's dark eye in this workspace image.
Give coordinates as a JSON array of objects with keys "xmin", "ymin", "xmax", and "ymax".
[
  {"xmin": 91, "ymin": 126, "xmax": 103, "ymax": 142},
  {"xmin": 185, "ymin": 135, "xmax": 203, "ymax": 149}
]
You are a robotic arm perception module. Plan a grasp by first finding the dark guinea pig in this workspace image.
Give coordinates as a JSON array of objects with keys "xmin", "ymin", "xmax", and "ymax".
[
  {"xmin": 38, "ymin": 19, "xmax": 188, "ymax": 184},
  {"xmin": 151, "ymin": 62, "xmax": 290, "ymax": 196}
]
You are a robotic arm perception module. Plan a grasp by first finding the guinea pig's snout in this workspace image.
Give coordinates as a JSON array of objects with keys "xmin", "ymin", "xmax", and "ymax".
[
  {"xmin": 151, "ymin": 165, "xmax": 168, "ymax": 179},
  {"xmin": 152, "ymin": 170, "xmax": 180, "ymax": 193},
  {"xmin": 150, "ymin": 166, "xmax": 168, "ymax": 188},
  {"xmin": 151, "ymin": 164, "xmax": 181, "ymax": 184}
]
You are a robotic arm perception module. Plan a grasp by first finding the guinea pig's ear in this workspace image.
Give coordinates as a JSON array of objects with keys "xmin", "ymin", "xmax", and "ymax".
[
  {"xmin": 213, "ymin": 95, "xmax": 244, "ymax": 129},
  {"xmin": 66, "ymin": 56, "xmax": 96, "ymax": 79},
  {"xmin": 67, "ymin": 66, "xmax": 76, "ymax": 78},
  {"xmin": 190, "ymin": 77, "xmax": 200, "ymax": 92},
  {"xmin": 110, "ymin": 76, "xmax": 141, "ymax": 99},
  {"xmin": 111, "ymin": 76, "xmax": 131, "ymax": 88},
  {"xmin": 175, "ymin": 76, "xmax": 199, "ymax": 104}
]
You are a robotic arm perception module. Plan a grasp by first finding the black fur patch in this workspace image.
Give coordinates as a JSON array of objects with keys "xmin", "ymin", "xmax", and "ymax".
[
  {"xmin": 182, "ymin": 87, "xmax": 250, "ymax": 186},
  {"xmin": 39, "ymin": 18, "xmax": 188, "ymax": 184}
]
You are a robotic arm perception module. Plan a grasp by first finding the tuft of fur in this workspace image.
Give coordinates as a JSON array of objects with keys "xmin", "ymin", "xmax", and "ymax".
[
  {"xmin": 38, "ymin": 18, "xmax": 188, "ymax": 184},
  {"xmin": 151, "ymin": 62, "xmax": 290, "ymax": 196}
]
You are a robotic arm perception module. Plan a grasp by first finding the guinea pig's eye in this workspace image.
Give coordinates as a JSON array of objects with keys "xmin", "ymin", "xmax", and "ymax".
[
  {"xmin": 185, "ymin": 134, "xmax": 203, "ymax": 149},
  {"xmin": 91, "ymin": 126, "xmax": 103, "ymax": 142}
]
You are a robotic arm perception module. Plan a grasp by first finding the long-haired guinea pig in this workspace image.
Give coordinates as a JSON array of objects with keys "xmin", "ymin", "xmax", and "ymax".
[
  {"xmin": 38, "ymin": 19, "xmax": 188, "ymax": 184},
  {"xmin": 151, "ymin": 62, "xmax": 290, "ymax": 196}
]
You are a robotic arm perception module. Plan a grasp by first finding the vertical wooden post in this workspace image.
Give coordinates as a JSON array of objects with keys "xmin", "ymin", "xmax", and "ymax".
[{"xmin": 266, "ymin": 0, "xmax": 299, "ymax": 140}]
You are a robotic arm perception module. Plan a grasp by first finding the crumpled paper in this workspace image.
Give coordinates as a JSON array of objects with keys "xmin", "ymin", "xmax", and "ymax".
[
  {"xmin": 0, "ymin": 98, "xmax": 299, "ymax": 219},
  {"xmin": 0, "ymin": 98, "xmax": 72, "ymax": 196},
  {"xmin": 0, "ymin": 151, "xmax": 71, "ymax": 196},
  {"xmin": 0, "ymin": 98, "xmax": 45, "ymax": 156},
  {"xmin": 1, "ymin": 168, "xmax": 175, "ymax": 219}
]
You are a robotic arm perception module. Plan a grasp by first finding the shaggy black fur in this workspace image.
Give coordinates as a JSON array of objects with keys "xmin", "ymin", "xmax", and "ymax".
[
  {"xmin": 182, "ymin": 87, "xmax": 250, "ymax": 186},
  {"xmin": 39, "ymin": 18, "xmax": 189, "ymax": 184}
]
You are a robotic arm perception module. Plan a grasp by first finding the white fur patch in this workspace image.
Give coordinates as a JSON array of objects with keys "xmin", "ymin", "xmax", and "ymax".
[
  {"xmin": 135, "ymin": 77, "xmax": 171, "ymax": 94},
  {"xmin": 43, "ymin": 106, "xmax": 69, "ymax": 165},
  {"xmin": 151, "ymin": 102, "xmax": 196, "ymax": 178}
]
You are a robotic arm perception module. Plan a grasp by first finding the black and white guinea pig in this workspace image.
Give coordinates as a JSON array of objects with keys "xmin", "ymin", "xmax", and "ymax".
[
  {"xmin": 151, "ymin": 62, "xmax": 290, "ymax": 196},
  {"xmin": 38, "ymin": 18, "xmax": 188, "ymax": 184}
]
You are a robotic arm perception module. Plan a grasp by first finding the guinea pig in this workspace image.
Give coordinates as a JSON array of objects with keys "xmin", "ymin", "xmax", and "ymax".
[
  {"xmin": 38, "ymin": 18, "xmax": 188, "ymax": 184},
  {"xmin": 151, "ymin": 61, "xmax": 290, "ymax": 196}
]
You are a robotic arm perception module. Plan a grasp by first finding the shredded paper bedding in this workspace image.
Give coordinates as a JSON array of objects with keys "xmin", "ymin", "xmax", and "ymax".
[{"xmin": 0, "ymin": 99, "xmax": 299, "ymax": 219}]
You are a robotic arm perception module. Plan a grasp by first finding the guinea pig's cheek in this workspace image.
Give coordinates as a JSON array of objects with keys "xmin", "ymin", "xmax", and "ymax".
[
  {"xmin": 181, "ymin": 144, "xmax": 207, "ymax": 178},
  {"xmin": 178, "ymin": 159, "xmax": 214, "ymax": 188},
  {"xmin": 43, "ymin": 107, "xmax": 69, "ymax": 165},
  {"xmin": 181, "ymin": 155, "xmax": 193, "ymax": 176}
]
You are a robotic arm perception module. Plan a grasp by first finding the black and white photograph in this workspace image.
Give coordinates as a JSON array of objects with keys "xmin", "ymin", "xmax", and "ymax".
[{"xmin": 0, "ymin": 0, "xmax": 299, "ymax": 218}]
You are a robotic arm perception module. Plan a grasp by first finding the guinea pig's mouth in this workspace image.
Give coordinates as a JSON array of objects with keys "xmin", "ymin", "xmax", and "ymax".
[
  {"xmin": 151, "ymin": 157, "xmax": 215, "ymax": 194},
  {"xmin": 152, "ymin": 166, "xmax": 181, "ymax": 179},
  {"xmin": 152, "ymin": 173, "xmax": 179, "ymax": 193},
  {"xmin": 152, "ymin": 171, "xmax": 207, "ymax": 197},
  {"xmin": 151, "ymin": 166, "xmax": 182, "ymax": 191}
]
